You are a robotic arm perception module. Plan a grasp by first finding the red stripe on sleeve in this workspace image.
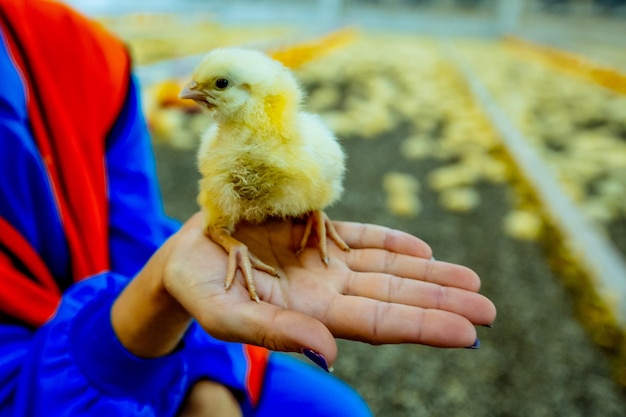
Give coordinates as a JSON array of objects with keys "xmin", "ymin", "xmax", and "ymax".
[
  {"xmin": 0, "ymin": 253, "xmax": 59, "ymax": 327},
  {"xmin": 0, "ymin": 218, "xmax": 60, "ymax": 295}
]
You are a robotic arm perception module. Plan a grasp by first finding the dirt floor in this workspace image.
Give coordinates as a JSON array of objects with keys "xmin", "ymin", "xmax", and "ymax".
[{"xmin": 153, "ymin": 127, "xmax": 626, "ymax": 416}]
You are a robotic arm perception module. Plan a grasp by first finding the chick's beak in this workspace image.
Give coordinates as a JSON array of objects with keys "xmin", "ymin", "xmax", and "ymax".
[{"xmin": 179, "ymin": 81, "xmax": 203, "ymax": 100}]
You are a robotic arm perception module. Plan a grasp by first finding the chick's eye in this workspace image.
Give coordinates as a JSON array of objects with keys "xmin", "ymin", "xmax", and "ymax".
[{"xmin": 215, "ymin": 78, "xmax": 229, "ymax": 90}]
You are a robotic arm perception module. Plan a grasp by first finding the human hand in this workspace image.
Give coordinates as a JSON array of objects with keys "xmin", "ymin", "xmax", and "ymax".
[{"xmin": 159, "ymin": 213, "xmax": 496, "ymax": 365}]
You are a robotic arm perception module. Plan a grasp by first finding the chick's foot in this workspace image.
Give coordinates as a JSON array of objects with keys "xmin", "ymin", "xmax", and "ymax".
[
  {"xmin": 207, "ymin": 226, "xmax": 278, "ymax": 302},
  {"xmin": 297, "ymin": 210, "xmax": 350, "ymax": 264}
]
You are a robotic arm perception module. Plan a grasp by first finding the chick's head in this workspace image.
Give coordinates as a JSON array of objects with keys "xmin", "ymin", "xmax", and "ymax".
[{"xmin": 179, "ymin": 48, "xmax": 302, "ymax": 124}]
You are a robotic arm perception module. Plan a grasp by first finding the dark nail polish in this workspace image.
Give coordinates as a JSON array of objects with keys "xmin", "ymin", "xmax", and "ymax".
[
  {"xmin": 464, "ymin": 338, "xmax": 480, "ymax": 349},
  {"xmin": 303, "ymin": 349, "xmax": 329, "ymax": 372}
]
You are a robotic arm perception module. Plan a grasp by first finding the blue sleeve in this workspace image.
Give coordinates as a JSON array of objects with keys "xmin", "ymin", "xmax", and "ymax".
[
  {"xmin": 105, "ymin": 76, "xmax": 181, "ymax": 278},
  {"xmin": 2, "ymin": 273, "xmax": 188, "ymax": 417},
  {"xmin": 4, "ymin": 79, "xmax": 192, "ymax": 416}
]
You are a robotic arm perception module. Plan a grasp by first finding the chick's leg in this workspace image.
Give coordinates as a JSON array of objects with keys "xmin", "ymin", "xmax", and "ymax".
[
  {"xmin": 207, "ymin": 225, "xmax": 278, "ymax": 302},
  {"xmin": 297, "ymin": 210, "xmax": 350, "ymax": 264}
]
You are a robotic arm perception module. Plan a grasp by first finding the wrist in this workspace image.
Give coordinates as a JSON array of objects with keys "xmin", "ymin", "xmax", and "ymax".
[{"xmin": 111, "ymin": 250, "xmax": 192, "ymax": 358}]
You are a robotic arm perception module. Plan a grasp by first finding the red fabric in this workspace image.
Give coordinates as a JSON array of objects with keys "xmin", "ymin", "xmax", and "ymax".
[
  {"xmin": 0, "ymin": 259, "xmax": 58, "ymax": 327},
  {"xmin": 0, "ymin": 0, "xmax": 130, "ymax": 325},
  {"xmin": 0, "ymin": 218, "xmax": 58, "ymax": 295},
  {"xmin": 0, "ymin": 216, "xmax": 61, "ymax": 326},
  {"xmin": 0, "ymin": 0, "xmax": 129, "ymax": 282},
  {"xmin": 243, "ymin": 344, "xmax": 271, "ymax": 407}
]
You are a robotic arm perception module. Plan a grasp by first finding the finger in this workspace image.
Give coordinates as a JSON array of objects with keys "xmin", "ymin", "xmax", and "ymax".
[
  {"xmin": 325, "ymin": 295, "xmax": 477, "ymax": 348},
  {"xmin": 347, "ymin": 251, "xmax": 481, "ymax": 292},
  {"xmin": 333, "ymin": 222, "xmax": 432, "ymax": 259},
  {"xmin": 344, "ymin": 272, "xmax": 496, "ymax": 326},
  {"xmin": 195, "ymin": 299, "xmax": 338, "ymax": 364}
]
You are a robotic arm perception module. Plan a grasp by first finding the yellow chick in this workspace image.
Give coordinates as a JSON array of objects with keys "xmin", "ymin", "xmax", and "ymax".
[{"xmin": 179, "ymin": 48, "xmax": 349, "ymax": 302}]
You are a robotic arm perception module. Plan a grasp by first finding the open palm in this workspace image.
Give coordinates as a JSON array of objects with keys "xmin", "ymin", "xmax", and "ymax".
[{"xmin": 163, "ymin": 213, "xmax": 496, "ymax": 364}]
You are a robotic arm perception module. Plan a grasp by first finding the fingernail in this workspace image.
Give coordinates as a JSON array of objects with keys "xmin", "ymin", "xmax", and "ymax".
[
  {"xmin": 303, "ymin": 349, "xmax": 329, "ymax": 372},
  {"xmin": 464, "ymin": 338, "xmax": 480, "ymax": 349},
  {"xmin": 482, "ymin": 324, "xmax": 494, "ymax": 328}
]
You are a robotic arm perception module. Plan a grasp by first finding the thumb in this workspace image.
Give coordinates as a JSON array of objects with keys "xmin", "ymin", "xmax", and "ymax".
[{"xmin": 197, "ymin": 301, "xmax": 338, "ymax": 366}]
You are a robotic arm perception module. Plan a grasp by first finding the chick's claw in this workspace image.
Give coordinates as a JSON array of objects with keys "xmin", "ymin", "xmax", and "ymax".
[
  {"xmin": 297, "ymin": 210, "xmax": 350, "ymax": 265},
  {"xmin": 225, "ymin": 244, "xmax": 277, "ymax": 303},
  {"xmin": 207, "ymin": 226, "xmax": 278, "ymax": 303}
]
